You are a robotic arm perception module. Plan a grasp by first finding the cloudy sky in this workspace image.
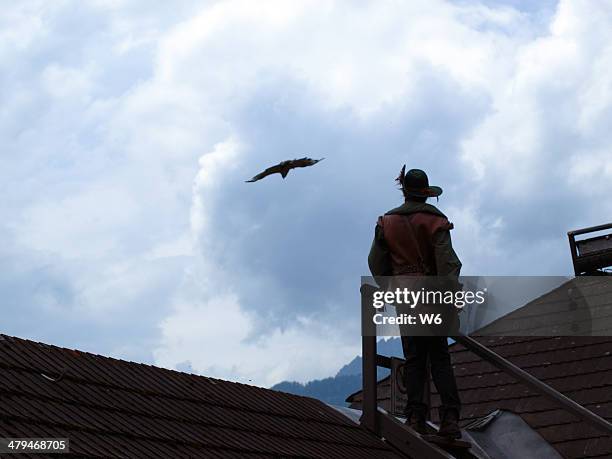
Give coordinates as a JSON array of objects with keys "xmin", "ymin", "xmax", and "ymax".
[{"xmin": 2, "ymin": 0, "xmax": 611, "ymax": 387}]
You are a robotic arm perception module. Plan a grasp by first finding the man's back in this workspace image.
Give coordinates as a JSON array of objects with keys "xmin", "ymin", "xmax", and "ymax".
[{"xmin": 369, "ymin": 200, "xmax": 462, "ymax": 278}]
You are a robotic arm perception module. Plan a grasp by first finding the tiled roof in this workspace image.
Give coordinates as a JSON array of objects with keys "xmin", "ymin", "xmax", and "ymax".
[
  {"xmin": 449, "ymin": 335, "xmax": 612, "ymax": 459},
  {"xmin": 0, "ymin": 334, "xmax": 404, "ymax": 458}
]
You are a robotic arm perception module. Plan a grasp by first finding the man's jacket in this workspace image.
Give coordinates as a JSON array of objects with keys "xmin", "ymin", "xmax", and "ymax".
[{"xmin": 368, "ymin": 201, "xmax": 462, "ymax": 277}]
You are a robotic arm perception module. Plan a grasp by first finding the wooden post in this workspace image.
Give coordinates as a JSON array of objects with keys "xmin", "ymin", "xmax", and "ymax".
[
  {"xmin": 361, "ymin": 284, "xmax": 379, "ymax": 434},
  {"xmin": 567, "ymin": 231, "xmax": 579, "ymax": 275}
]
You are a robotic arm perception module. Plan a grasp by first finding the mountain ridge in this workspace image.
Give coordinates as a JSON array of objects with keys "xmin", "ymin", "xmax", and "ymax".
[{"xmin": 271, "ymin": 337, "xmax": 402, "ymax": 405}]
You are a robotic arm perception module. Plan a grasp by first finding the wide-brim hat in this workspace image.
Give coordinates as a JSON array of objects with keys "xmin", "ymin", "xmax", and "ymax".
[{"xmin": 397, "ymin": 167, "xmax": 443, "ymax": 198}]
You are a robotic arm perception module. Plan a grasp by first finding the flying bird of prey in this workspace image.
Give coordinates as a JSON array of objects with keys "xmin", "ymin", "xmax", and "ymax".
[{"xmin": 245, "ymin": 157, "xmax": 324, "ymax": 183}]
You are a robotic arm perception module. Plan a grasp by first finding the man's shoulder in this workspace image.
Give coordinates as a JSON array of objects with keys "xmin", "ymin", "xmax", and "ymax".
[{"xmin": 384, "ymin": 202, "xmax": 447, "ymax": 219}]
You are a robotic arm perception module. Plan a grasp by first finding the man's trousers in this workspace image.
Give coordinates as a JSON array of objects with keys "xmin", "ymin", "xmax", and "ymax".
[{"xmin": 400, "ymin": 336, "xmax": 461, "ymax": 418}]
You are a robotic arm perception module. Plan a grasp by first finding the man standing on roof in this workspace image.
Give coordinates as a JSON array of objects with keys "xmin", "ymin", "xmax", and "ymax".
[{"xmin": 368, "ymin": 167, "xmax": 462, "ymax": 439}]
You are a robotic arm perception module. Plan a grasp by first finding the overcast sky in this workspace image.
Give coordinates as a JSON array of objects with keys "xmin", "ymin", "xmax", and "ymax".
[{"xmin": 2, "ymin": 0, "xmax": 611, "ymax": 387}]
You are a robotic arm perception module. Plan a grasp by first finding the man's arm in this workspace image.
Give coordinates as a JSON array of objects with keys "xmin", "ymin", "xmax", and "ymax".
[
  {"xmin": 433, "ymin": 225, "xmax": 462, "ymax": 277},
  {"xmin": 368, "ymin": 219, "xmax": 392, "ymax": 277}
]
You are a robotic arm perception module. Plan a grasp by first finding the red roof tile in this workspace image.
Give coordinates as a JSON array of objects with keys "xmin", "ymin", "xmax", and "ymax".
[{"xmin": 0, "ymin": 334, "xmax": 404, "ymax": 458}]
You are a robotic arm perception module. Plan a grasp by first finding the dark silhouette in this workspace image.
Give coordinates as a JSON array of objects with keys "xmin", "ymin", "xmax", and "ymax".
[
  {"xmin": 245, "ymin": 157, "xmax": 324, "ymax": 182},
  {"xmin": 368, "ymin": 167, "xmax": 462, "ymax": 439}
]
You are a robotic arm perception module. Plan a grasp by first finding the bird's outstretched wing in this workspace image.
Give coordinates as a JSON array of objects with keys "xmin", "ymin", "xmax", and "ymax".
[
  {"xmin": 245, "ymin": 157, "xmax": 324, "ymax": 182},
  {"xmin": 290, "ymin": 157, "xmax": 324, "ymax": 168},
  {"xmin": 245, "ymin": 163, "xmax": 283, "ymax": 182}
]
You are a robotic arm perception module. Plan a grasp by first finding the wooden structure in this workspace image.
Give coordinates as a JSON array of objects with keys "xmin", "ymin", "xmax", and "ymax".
[{"xmin": 568, "ymin": 222, "xmax": 612, "ymax": 275}]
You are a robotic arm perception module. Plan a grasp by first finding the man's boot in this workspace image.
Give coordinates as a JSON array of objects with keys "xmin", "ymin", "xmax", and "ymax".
[
  {"xmin": 405, "ymin": 411, "xmax": 427, "ymax": 435},
  {"xmin": 438, "ymin": 408, "xmax": 461, "ymax": 439}
]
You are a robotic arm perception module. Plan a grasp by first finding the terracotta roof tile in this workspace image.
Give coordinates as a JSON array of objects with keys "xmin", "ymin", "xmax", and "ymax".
[{"xmin": 0, "ymin": 334, "xmax": 404, "ymax": 458}]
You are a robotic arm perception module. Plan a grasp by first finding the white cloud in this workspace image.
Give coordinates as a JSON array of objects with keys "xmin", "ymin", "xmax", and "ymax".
[
  {"xmin": 3, "ymin": 0, "xmax": 612, "ymax": 387},
  {"xmin": 155, "ymin": 290, "xmax": 357, "ymax": 386}
]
